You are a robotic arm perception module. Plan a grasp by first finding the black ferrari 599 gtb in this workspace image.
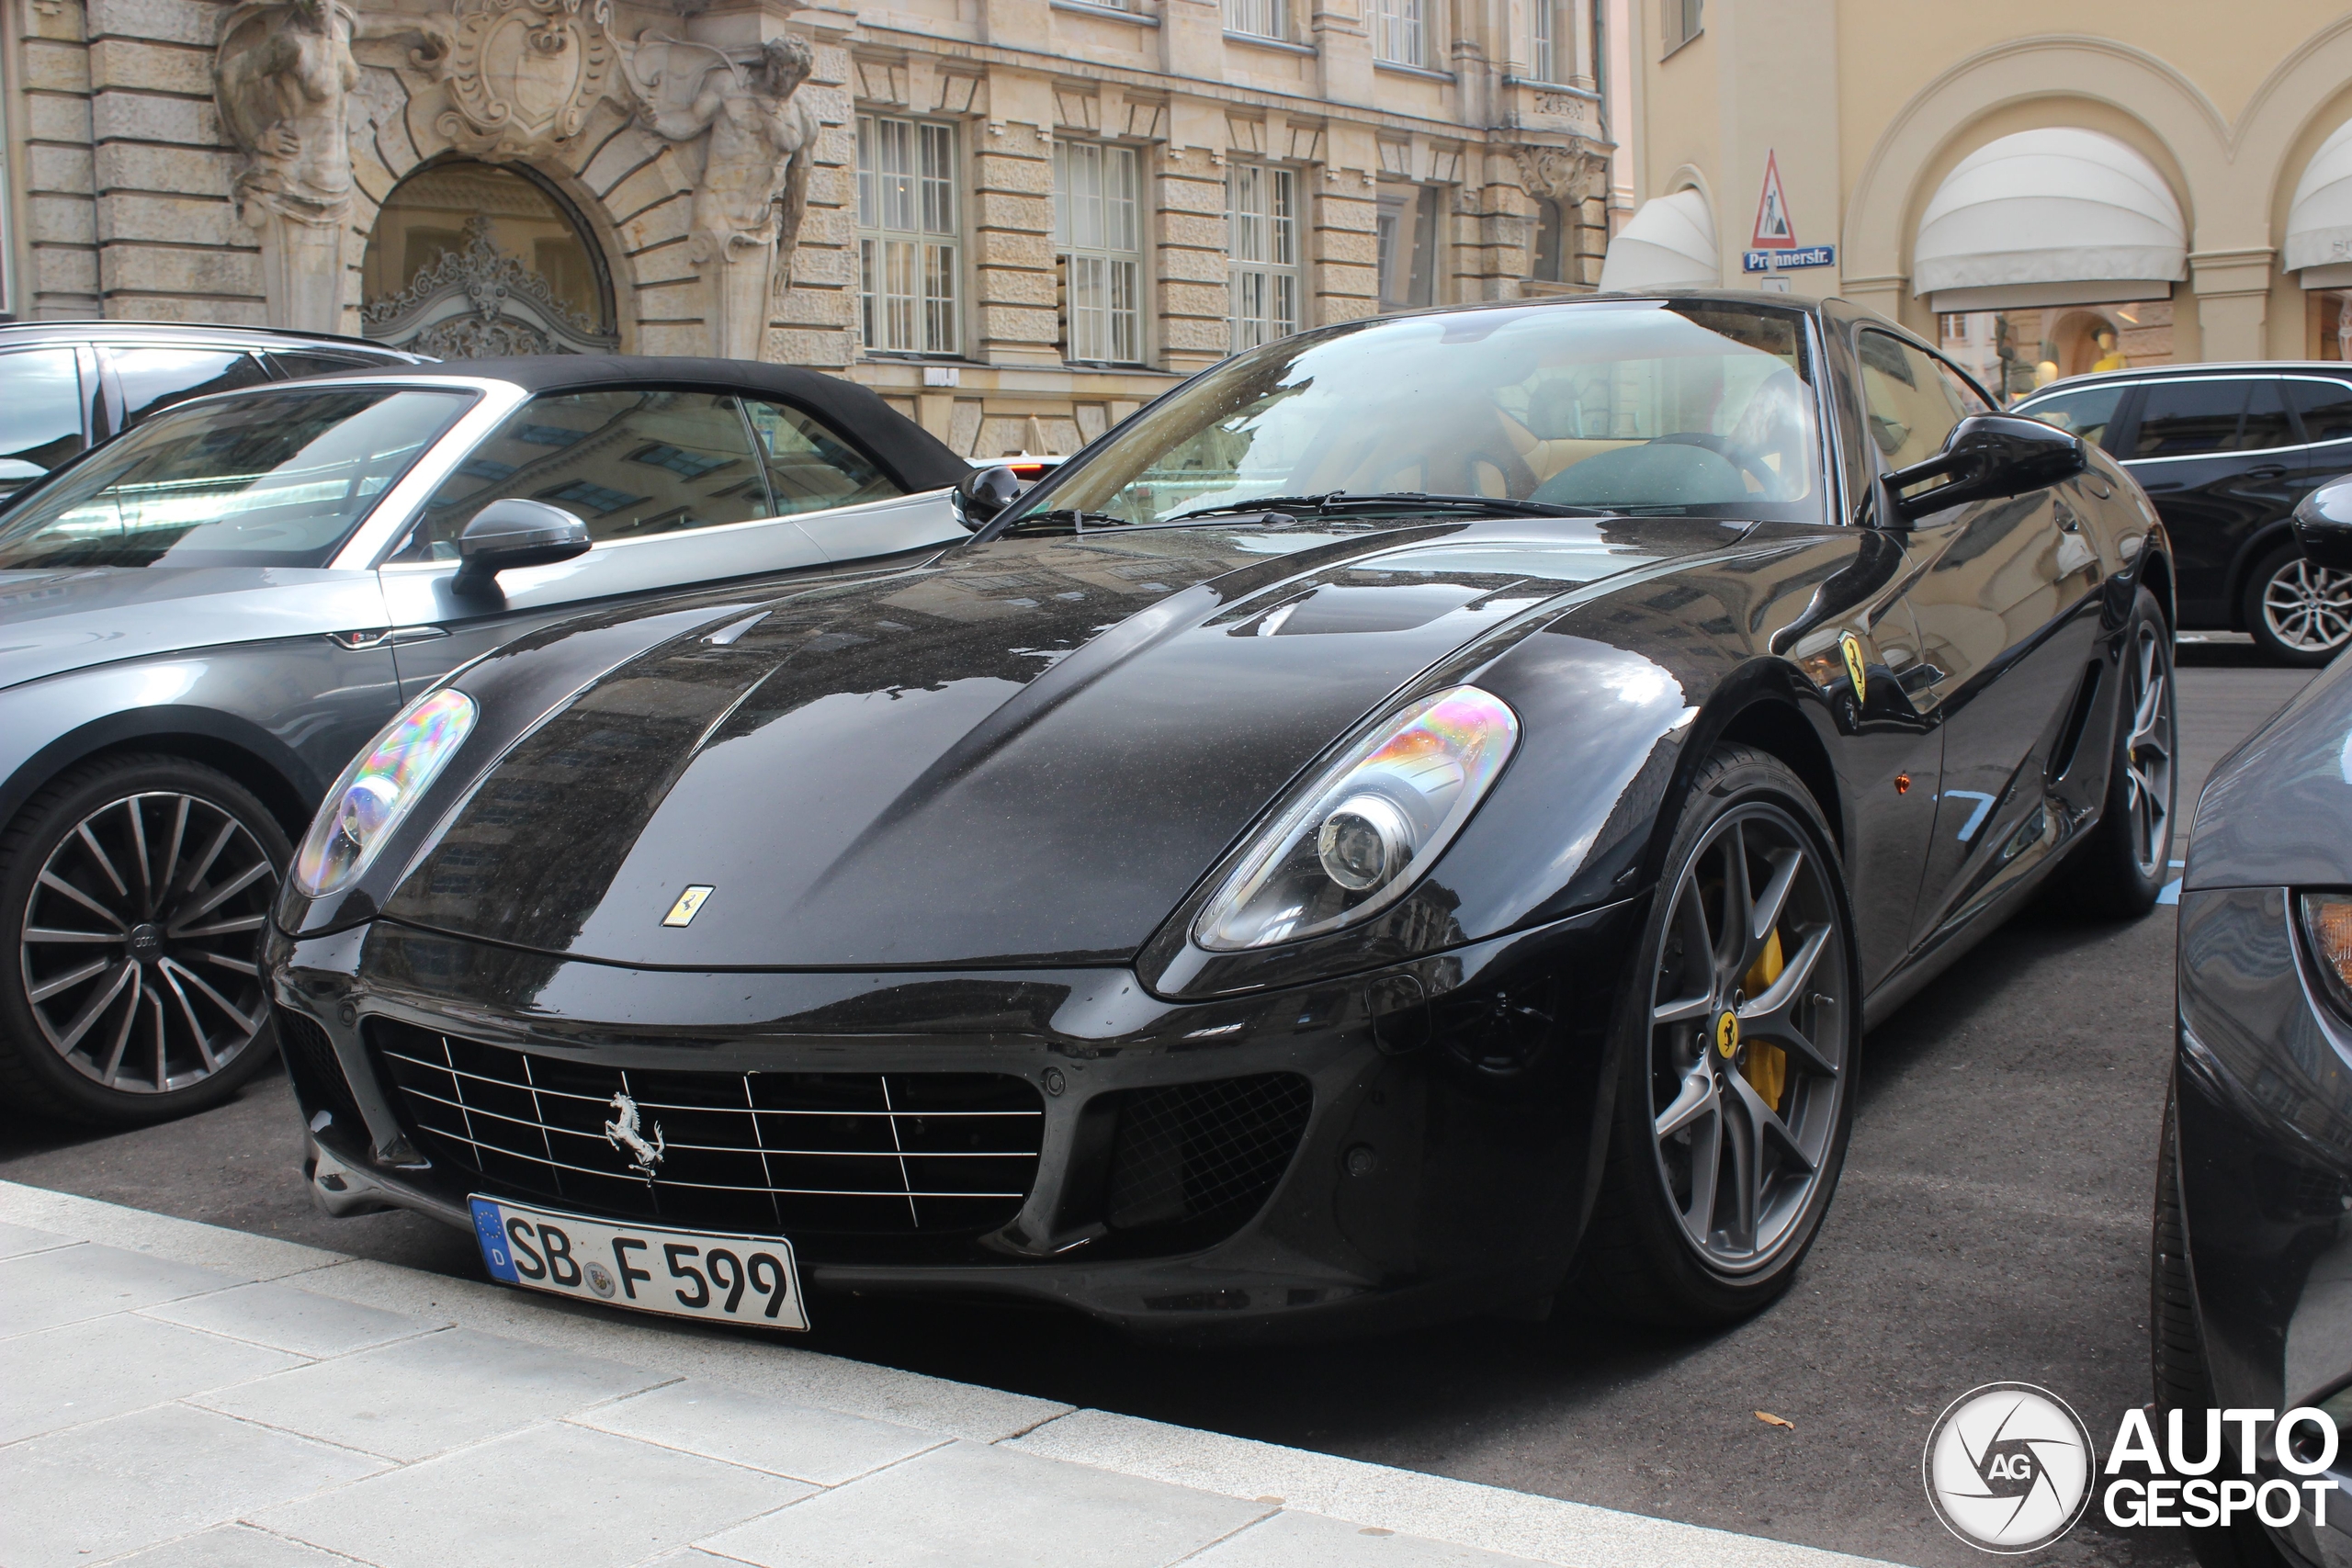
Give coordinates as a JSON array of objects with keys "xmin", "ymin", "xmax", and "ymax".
[{"xmin": 264, "ymin": 291, "xmax": 2177, "ymax": 1341}]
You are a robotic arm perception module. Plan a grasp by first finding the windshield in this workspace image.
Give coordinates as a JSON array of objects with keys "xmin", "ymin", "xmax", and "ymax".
[
  {"xmin": 0, "ymin": 386, "xmax": 473, "ymax": 570},
  {"xmin": 1006, "ymin": 299, "xmax": 1824, "ymax": 532}
]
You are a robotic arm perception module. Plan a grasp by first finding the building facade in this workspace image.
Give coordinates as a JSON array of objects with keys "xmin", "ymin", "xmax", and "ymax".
[
  {"xmin": 1603, "ymin": 2, "xmax": 2352, "ymax": 398},
  {"xmin": 0, "ymin": 0, "xmax": 1632, "ymax": 457}
]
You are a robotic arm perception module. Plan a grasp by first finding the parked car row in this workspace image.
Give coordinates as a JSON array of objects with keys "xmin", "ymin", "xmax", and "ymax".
[{"xmin": 0, "ymin": 299, "xmax": 2340, "ymax": 1568}]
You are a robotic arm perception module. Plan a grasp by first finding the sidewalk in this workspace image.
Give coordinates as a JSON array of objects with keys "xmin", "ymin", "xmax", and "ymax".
[{"xmin": 0, "ymin": 1179, "xmax": 1905, "ymax": 1568}]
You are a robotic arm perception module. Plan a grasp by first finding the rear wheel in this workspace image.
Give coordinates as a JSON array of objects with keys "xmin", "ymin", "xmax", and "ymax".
[
  {"xmin": 0, "ymin": 754, "xmax": 288, "ymax": 1126},
  {"xmin": 1568, "ymin": 747, "xmax": 1860, "ymax": 1325},
  {"xmin": 2243, "ymin": 542, "xmax": 2352, "ymax": 667},
  {"xmin": 2062, "ymin": 592, "xmax": 2177, "ymax": 919}
]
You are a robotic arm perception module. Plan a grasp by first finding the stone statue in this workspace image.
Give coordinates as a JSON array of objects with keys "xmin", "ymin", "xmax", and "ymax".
[
  {"xmin": 215, "ymin": 0, "xmax": 362, "ymax": 331},
  {"xmin": 627, "ymin": 33, "xmax": 819, "ymax": 362}
]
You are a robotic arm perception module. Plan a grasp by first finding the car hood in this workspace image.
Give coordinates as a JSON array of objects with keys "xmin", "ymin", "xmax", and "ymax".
[
  {"xmin": 0, "ymin": 567, "xmax": 384, "ymax": 691},
  {"xmin": 381, "ymin": 516, "xmax": 1735, "ymax": 969},
  {"xmin": 2187, "ymin": 649, "xmax": 2352, "ymax": 890}
]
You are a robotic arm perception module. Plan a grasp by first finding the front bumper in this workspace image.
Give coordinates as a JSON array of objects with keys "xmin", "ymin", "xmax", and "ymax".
[
  {"xmin": 2174, "ymin": 886, "xmax": 2352, "ymax": 1565},
  {"xmin": 266, "ymin": 898, "xmax": 1641, "ymax": 1342}
]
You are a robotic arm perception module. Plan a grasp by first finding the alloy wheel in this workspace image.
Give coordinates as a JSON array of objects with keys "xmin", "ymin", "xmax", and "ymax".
[
  {"xmin": 1645, "ymin": 805, "xmax": 1850, "ymax": 1275},
  {"xmin": 2120, "ymin": 623, "xmax": 2176, "ymax": 877},
  {"xmin": 2260, "ymin": 558, "xmax": 2352, "ymax": 655},
  {"xmin": 17, "ymin": 792, "xmax": 278, "ymax": 1093}
]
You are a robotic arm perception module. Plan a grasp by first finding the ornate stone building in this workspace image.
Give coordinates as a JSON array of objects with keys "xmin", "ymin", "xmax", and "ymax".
[{"xmin": 1, "ymin": 0, "xmax": 1626, "ymax": 455}]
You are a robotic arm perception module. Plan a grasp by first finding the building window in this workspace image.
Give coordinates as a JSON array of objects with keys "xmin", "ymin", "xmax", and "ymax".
[
  {"xmin": 1227, "ymin": 0, "xmax": 1285, "ymax": 37},
  {"xmin": 1373, "ymin": 0, "xmax": 1428, "ymax": 66},
  {"xmin": 1532, "ymin": 200, "xmax": 1566, "ymax": 283},
  {"xmin": 1227, "ymin": 164, "xmax": 1300, "ymax": 352},
  {"xmin": 1055, "ymin": 141, "xmax": 1145, "ymax": 365},
  {"xmin": 1531, "ymin": 1, "xmax": 1557, "ymax": 82},
  {"xmin": 857, "ymin": 114, "xmax": 960, "ymax": 356},
  {"xmin": 1663, "ymin": 0, "xmax": 1701, "ymax": 51},
  {"xmin": 1376, "ymin": 185, "xmax": 1440, "ymax": 310}
]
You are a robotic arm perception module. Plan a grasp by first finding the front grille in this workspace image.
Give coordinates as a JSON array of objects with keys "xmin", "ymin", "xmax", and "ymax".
[
  {"xmin": 277, "ymin": 1010, "xmax": 363, "ymax": 1127},
  {"xmin": 1103, "ymin": 1073, "xmax": 1312, "ymax": 1236},
  {"xmin": 370, "ymin": 1021, "xmax": 1044, "ymax": 1237}
]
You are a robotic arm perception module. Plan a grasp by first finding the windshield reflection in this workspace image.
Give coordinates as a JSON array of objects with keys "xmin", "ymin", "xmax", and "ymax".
[{"xmin": 1007, "ymin": 299, "xmax": 1825, "ymax": 534}]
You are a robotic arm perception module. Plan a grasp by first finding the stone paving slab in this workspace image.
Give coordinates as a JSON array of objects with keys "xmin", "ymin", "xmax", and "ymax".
[{"xmin": 0, "ymin": 1179, "xmax": 1910, "ymax": 1568}]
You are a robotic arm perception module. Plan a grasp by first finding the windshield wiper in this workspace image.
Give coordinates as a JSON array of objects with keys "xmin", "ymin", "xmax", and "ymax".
[
  {"xmin": 1160, "ymin": 491, "xmax": 1602, "ymax": 524},
  {"xmin": 1001, "ymin": 507, "xmax": 1139, "ymax": 534}
]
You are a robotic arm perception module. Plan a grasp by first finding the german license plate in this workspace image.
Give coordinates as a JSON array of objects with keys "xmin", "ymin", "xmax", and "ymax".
[{"xmin": 469, "ymin": 1195, "xmax": 808, "ymax": 1330}]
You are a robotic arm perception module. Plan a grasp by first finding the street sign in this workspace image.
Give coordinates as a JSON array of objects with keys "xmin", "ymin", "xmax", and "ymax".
[
  {"xmin": 1752, "ymin": 151, "xmax": 1796, "ymax": 249},
  {"xmin": 1743, "ymin": 245, "xmax": 1837, "ymax": 273}
]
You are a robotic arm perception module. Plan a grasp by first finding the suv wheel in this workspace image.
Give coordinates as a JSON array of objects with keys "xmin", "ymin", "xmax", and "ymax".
[
  {"xmin": 2244, "ymin": 541, "xmax": 2352, "ymax": 666},
  {"xmin": 0, "ymin": 754, "xmax": 289, "ymax": 1126}
]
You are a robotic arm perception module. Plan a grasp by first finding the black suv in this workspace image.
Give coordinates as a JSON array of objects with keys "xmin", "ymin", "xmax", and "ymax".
[
  {"xmin": 2013, "ymin": 363, "xmax": 2352, "ymax": 664},
  {"xmin": 0, "ymin": 321, "xmax": 426, "ymax": 502}
]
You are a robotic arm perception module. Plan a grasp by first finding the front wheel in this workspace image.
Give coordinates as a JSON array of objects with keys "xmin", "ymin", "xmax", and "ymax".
[
  {"xmin": 1567, "ymin": 746, "xmax": 1860, "ymax": 1325},
  {"xmin": 2060, "ymin": 591, "xmax": 2177, "ymax": 919},
  {"xmin": 2243, "ymin": 542, "xmax": 2352, "ymax": 667},
  {"xmin": 0, "ymin": 753, "xmax": 289, "ymax": 1126}
]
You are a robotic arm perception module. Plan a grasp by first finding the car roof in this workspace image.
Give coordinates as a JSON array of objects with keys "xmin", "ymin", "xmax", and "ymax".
[
  {"xmin": 2015, "ymin": 361, "xmax": 2352, "ymax": 400},
  {"xmin": 0, "ymin": 319, "xmax": 425, "ymax": 358},
  {"xmin": 293, "ymin": 355, "xmax": 970, "ymax": 491}
]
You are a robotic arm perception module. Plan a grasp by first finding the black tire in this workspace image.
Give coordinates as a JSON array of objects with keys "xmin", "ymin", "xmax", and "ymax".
[
  {"xmin": 1566, "ymin": 746, "xmax": 1860, "ymax": 1326},
  {"xmin": 0, "ymin": 753, "xmax": 289, "ymax": 1127},
  {"xmin": 2242, "ymin": 541, "xmax": 2352, "ymax": 667},
  {"xmin": 2152, "ymin": 1089, "xmax": 2294, "ymax": 1568},
  {"xmin": 2061, "ymin": 591, "xmax": 2177, "ymax": 919}
]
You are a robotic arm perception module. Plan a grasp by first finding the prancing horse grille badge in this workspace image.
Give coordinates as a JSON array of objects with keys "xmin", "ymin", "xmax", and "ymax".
[{"xmin": 662, "ymin": 885, "xmax": 713, "ymax": 927}]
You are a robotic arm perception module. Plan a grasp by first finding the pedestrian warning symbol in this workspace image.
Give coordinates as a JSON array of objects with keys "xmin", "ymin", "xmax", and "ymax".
[{"xmin": 1752, "ymin": 151, "xmax": 1795, "ymax": 249}]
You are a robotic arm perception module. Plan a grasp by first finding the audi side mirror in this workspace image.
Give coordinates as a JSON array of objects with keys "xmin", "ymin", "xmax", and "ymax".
[
  {"xmin": 451, "ymin": 499, "xmax": 592, "ymax": 593},
  {"xmin": 2294, "ymin": 474, "xmax": 2352, "ymax": 571},
  {"xmin": 1883, "ymin": 414, "xmax": 2087, "ymax": 525},
  {"xmin": 954, "ymin": 465, "xmax": 1023, "ymax": 527}
]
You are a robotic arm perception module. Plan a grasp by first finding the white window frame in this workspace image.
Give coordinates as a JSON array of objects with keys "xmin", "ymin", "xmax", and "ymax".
[
  {"xmin": 1227, "ymin": 164, "xmax": 1301, "ymax": 353},
  {"xmin": 1663, "ymin": 0, "xmax": 1701, "ymax": 52},
  {"xmin": 1531, "ymin": 0, "xmax": 1557, "ymax": 83},
  {"xmin": 856, "ymin": 113, "xmax": 961, "ymax": 357},
  {"xmin": 1054, "ymin": 140, "xmax": 1146, "ymax": 366},
  {"xmin": 1226, "ymin": 0, "xmax": 1285, "ymax": 39},
  {"xmin": 1376, "ymin": 184, "xmax": 1441, "ymax": 310},
  {"xmin": 1373, "ymin": 0, "xmax": 1428, "ymax": 66}
]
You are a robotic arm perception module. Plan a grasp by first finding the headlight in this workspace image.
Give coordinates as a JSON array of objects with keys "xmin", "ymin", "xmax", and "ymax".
[
  {"xmin": 2302, "ymin": 893, "xmax": 2352, "ymax": 1015},
  {"xmin": 1195, "ymin": 686, "xmax": 1519, "ymax": 951},
  {"xmin": 292, "ymin": 688, "xmax": 476, "ymax": 897}
]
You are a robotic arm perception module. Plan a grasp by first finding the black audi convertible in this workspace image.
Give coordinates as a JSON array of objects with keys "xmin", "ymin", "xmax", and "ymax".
[{"xmin": 263, "ymin": 292, "xmax": 2177, "ymax": 1339}]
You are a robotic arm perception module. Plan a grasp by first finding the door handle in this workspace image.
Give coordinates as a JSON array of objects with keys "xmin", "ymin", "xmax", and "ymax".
[
  {"xmin": 2244, "ymin": 465, "xmax": 2288, "ymax": 480},
  {"xmin": 2140, "ymin": 481, "xmax": 2184, "ymax": 493}
]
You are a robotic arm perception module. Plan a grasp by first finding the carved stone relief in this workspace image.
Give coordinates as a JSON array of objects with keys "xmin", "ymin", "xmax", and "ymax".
[
  {"xmin": 214, "ymin": 0, "xmax": 363, "ymax": 331},
  {"xmin": 430, "ymin": 0, "xmax": 620, "ymax": 159},
  {"xmin": 623, "ymin": 31, "xmax": 819, "ymax": 362},
  {"xmin": 362, "ymin": 212, "xmax": 617, "ymax": 355},
  {"xmin": 1510, "ymin": 139, "xmax": 1613, "ymax": 208}
]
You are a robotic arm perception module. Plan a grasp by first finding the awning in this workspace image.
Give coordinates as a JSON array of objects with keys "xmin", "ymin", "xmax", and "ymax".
[
  {"xmin": 2287, "ymin": 120, "xmax": 2352, "ymax": 288},
  {"xmin": 1598, "ymin": 189, "xmax": 1719, "ymax": 292},
  {"xmin": 1912, "ymin": 129, "xmax": 2185, "ymax": 313}
]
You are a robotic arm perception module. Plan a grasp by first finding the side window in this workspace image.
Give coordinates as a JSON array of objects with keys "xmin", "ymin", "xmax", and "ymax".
[
  {"xmin": 2239, "ymin": 379, "xmax": 2296, "ymax": 451},
  {"xmin": 2286, "ymin": 378, "xmax": 2352, "ymax": 445},
  {"xmin": 268, "ymin": 351, "xmax": 388, "ymax": 380},
  {"xmin": 0, "ymin": 349, "xmax": 86, "ymax": 485},
  {"xmin": 106, "ymin": 347, "xmax": 271, "ymax": 429},
  {"xmin": 2130, "ymin": 381, "xmax": 2251, "ymax": 458},
  {"xmin": 1858, "ymin": 331, "xmax": 1979, "ymax": 471},
  {"xmin": 2018, "ymin": 385, "xmax": 2127, "ymax": 449},
  {"xmin": 743, "ymin": 400, "xmax": 902, "ymax": 516},
  {"xmin": 394, "ymin": 389, "xmax": 769, "ymax": 560}
]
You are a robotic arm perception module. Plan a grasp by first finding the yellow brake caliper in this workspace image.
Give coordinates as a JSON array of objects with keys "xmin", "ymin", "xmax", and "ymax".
[{"xmin": 1741, "ymin": 929, "xmax": 1788, "ymax": 1112}]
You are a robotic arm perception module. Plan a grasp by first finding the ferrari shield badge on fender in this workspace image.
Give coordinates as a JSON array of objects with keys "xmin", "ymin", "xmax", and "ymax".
[
  {"xmin": 662, "ymin": 885, "xmax": 714, "ymax": 927},
  {"xmin": 1839, "ymin": 632, "xmax": 1868, "ymax": 705}
]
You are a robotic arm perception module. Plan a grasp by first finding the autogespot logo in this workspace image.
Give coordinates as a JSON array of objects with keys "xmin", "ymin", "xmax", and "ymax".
[
  {"xmin": 1923, "ymin": 1385, "xmax": 2346, "ymax": 1552},
  {"xmin": 1923, "ymin": 1383, "xmax": 2096, "ymax": 1552}
]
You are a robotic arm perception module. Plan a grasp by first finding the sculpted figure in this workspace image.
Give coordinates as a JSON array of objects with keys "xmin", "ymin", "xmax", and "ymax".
[
  {"xmin": 216, "ymin": 0, "xmax": 363, "ymax": 328},
  {"xmin": 634, "ymin": 34, "xmax": 820, "ymax": 361}
]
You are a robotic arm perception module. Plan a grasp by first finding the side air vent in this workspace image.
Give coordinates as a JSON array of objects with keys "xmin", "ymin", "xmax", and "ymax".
[
  {"xmin": 1098, "ymin": 1073, "xmax": 1313, "ymax": 1248},
  {"xmin": 277, "ymin": 1010, "xmax": 364, "ymax": 1127}
]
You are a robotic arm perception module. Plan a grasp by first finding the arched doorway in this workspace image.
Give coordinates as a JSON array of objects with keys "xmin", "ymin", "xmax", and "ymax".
[{"xmin": 360, "ymin": 162, "xmax": 617, "ymax": 356}]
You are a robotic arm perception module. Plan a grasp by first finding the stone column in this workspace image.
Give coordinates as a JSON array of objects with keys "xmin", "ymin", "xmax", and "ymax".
[
  {"xmin": 970, "ymin": 82, "xmax": 1058, "ymax": 369},
  {"xmin": 1156, "ymin": 140, "xmax": 1228, "ymax": 377},
  {"xmin": 16, "ymin": 0, "xmax": 100, "ymax": 316},
  {"xmin": 2189, "ymin": 249, "xmax": 2276, "ymax": 362}
]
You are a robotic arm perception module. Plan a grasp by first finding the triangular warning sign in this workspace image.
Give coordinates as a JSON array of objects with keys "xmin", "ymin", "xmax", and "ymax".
[{"xmin": 1752, "ymin": 151, "xmax": 1796, "ymax": 249}]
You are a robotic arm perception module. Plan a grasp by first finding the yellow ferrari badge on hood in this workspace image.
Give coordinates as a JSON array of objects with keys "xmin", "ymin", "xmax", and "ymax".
[
  {"xmin": 1840, "ymin": 632, "xmax": 1867, "ymax": 705},
  {"xmin": 662, "ymin": 886, "xmax": 713, "ymax": 928}
]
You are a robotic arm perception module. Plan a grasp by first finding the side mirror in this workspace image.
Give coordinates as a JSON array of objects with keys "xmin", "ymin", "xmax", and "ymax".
[
  {"xmin": 1883, "ymin": 413, "xmax": 2086, "ymax": 524},
  {"xmin": 954, "ymin": 466, "xmax": 1023, "ymax": 527},
  {"xmin": 2294, "ymin": 475, "xmax": 2352, "ymax": 571},
  {"xmin": 451, "ymin": 499, "xmax": 590, "ymax": 593}
]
